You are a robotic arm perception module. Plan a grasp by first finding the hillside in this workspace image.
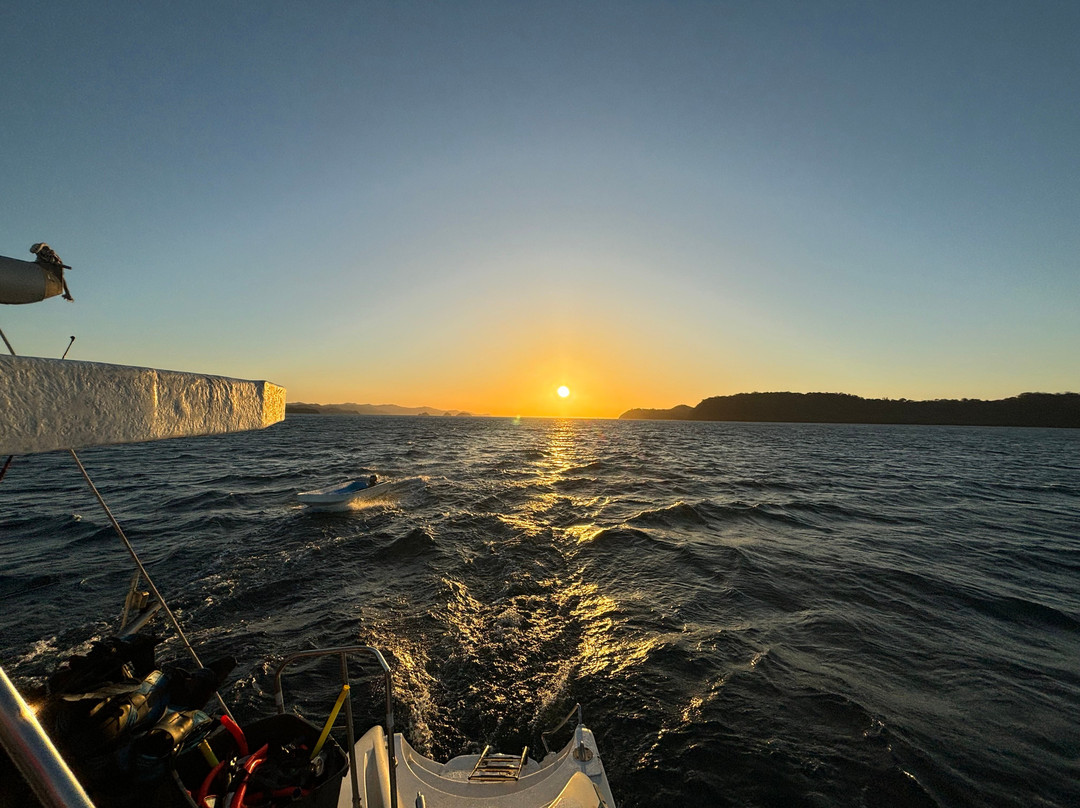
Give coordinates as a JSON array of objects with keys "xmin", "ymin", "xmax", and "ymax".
[
  {"xmin": 620, "ymin": 392, "xmax": 1080, "ymax": 428},
  {"xmin": 286, "ymin": 402, "xmax": 473, "ymax": 417}
]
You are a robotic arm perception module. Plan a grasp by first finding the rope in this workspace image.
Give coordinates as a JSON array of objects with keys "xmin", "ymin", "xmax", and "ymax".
[
  {"xmin": 67, "ymin": 449, "xmax": 235, "ymax": 722},
  {"xmin": 1, "ymin": 327, "xmax": 14, "ymax": 482}
]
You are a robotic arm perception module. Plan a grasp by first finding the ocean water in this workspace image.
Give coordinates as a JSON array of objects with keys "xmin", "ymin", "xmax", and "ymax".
[{"xmin": 1, "ymin": 415, "xmax": 1078, "ymax": 807}]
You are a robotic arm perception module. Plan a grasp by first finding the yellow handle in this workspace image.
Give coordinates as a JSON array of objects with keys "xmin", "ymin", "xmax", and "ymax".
[
  {"xmin": 199, "ymin": 739, "xmax": 220, "ymax": 767},
  {"xmin": 311, "ymin": 684, "xmax": 350, "ymax": 761}
]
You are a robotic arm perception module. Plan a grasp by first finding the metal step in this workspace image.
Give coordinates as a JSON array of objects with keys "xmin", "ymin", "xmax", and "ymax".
[{"xmin": 468, "ymin": 745, "xmax": 528, "ymax": 782}]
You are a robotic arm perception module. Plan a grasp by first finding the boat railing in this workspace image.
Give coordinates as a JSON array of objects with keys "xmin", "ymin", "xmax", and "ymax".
[
  {"xmin": 540, "ymin": 702, "xmax": 583, "ymax": 755},
  {"xmin": 0, "ymin": 666, "xmax": 96, "ymax": 808},
  {"xmin": 273, "ymin": 645, "xmax": 398, "ymax": 808}
]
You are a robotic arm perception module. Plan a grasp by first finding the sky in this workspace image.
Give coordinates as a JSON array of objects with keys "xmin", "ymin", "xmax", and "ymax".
[{"xmin": 2, "ymin": 1, "xmax": 1077, "ymax": 418}]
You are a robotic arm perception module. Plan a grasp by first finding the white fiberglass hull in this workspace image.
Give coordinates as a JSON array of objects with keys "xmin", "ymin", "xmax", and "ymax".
[{"xmin": 338, "ymin": 724, "xmax": 615, "ymax": 808}]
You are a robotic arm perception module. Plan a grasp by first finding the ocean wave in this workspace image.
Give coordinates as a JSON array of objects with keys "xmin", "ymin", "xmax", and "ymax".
[
  {"xmin": 3, "ymin": 417, "xmax": 1079, "ymax": 807},
  {"xmin": 376, "ymin": 527, "xmax": 441, "ymax": 560},
  {"xmin": 960, "ymin": 589, "xmax": 1080, "ymax": 632}
]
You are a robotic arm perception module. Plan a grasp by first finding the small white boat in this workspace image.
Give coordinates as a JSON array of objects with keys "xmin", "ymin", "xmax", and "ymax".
[{"xmin": 297, "ymin": 477, "xmax": 382, "ymax": 505}]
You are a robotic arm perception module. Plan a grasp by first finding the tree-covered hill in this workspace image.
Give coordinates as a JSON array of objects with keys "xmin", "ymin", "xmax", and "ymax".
[{"xmin": 621, "ymin": 392, "xmax": 1080, "ymax": 428}]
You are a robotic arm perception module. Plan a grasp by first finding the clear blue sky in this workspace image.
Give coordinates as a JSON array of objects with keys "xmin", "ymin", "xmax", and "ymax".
[{"xmin": 2, "ymin": 1, "xmax": 1077, "ymax": 416}]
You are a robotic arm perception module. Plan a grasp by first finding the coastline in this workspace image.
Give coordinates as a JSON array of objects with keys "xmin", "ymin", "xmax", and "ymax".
[{"xmin": 620, "ymin": 391, "xmax": 1080, "ymax": 428}]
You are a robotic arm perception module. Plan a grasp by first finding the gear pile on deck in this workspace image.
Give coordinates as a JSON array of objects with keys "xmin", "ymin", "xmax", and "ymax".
[{"xmin": 37, "ymin": 634, "xmax": 348, "ymax": 808}]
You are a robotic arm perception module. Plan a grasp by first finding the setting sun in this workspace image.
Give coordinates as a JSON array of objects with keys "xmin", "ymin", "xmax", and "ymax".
[{"xmin": 557, "ymin": 386, "xmax": 570, "ymax": 398}]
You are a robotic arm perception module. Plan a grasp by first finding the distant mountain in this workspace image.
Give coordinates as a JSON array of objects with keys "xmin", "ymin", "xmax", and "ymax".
[
  {"xmin": 286, "ymin": 402, "xmax": 475, "ymax": 417},
  {"xmin": 621, "ymin": 392, "xmax": 1080, "ymax": 428}
]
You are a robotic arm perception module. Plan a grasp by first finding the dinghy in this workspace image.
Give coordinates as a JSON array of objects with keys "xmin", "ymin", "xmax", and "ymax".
[
  {"xmin": 296, "ymin": 477, "xmax": 420, "ymax": 508},
  {"xmin": 296, "ymin": 476, "xmax": 381, "ymax": 505}
]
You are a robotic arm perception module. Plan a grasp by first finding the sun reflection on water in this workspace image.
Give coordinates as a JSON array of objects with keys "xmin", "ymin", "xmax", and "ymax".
[{"xmin": 355, "ymin": 417, "xmax": 663, "ymax": 757}]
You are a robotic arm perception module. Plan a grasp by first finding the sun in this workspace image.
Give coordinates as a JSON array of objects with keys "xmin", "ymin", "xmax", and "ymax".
[{"xmin": 557, "ymin": 385, "xmax": 570, "ymax": 398}]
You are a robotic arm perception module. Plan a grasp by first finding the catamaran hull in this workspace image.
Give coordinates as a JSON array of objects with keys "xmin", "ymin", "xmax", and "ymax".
[{"xmin": 338, "ymin": 724, "xmax": 616, "ymax": 808}]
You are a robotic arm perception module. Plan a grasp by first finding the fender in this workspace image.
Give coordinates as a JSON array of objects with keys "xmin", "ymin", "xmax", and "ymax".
[{"xmin": 0, "ymin": 244, "xmax": 72, "ymax": 304}]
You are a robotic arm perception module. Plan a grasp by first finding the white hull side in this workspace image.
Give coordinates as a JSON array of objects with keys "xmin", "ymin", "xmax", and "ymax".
[
  {"xmin": 0, "ymin": 355, "xmax": 285, "ymax": 455},
  {"xmin": 338, "ymin": 725, "xmax": 615, "ymax": 808}
]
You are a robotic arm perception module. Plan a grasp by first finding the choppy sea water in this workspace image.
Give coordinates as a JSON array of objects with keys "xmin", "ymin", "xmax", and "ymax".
[{"xmin": 2, "ymin": 415, "xmax": 1079, "ymax": 807}]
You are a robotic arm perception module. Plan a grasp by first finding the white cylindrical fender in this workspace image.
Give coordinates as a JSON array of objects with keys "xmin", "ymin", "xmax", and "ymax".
[{"xmin": 0, "ymin": 255, "xmax": 65, "ymax": 304}]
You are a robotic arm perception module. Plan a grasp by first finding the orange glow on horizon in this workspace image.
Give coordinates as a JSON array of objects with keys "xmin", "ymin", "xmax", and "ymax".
[
  {"xmin": 283, "ymin": 313, "xmax": 713, "ymax": 417},
  {"xmin": 287, "ymin": 363, "xmax": 697, "ymax": 419}
]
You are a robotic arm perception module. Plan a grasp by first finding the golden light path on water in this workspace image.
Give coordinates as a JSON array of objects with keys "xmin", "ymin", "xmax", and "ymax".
[
  {"xmin": 358, "ymin": 418, "xmax": 664, "ymax": 756},
  {"xmin": 492, "ymin": 421, "xmax": 663, "ymax": 686},
  {"xmin": 532, "ymin": 420, "xmax": 663, "ymax": 676}
]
